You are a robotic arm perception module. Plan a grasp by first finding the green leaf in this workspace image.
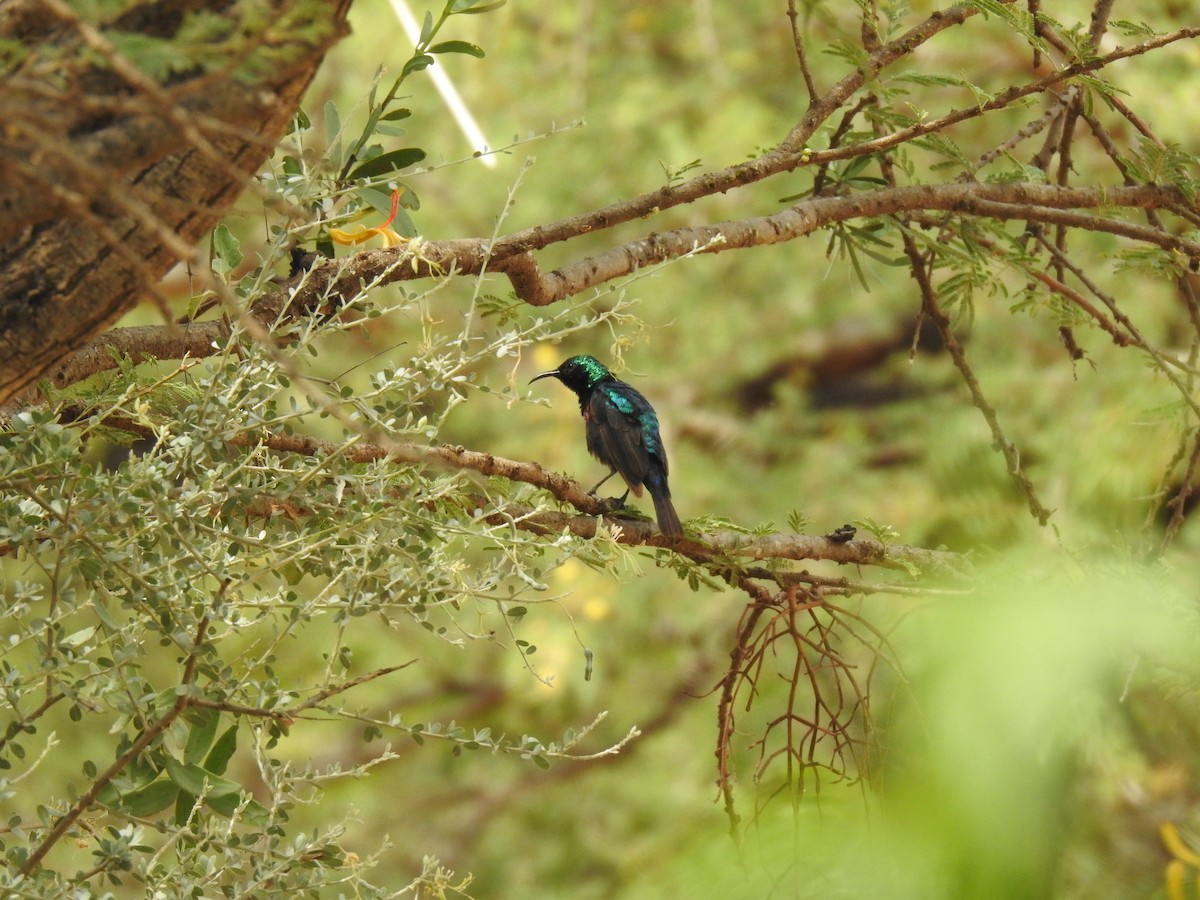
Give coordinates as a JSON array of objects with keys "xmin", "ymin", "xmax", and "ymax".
[
  {"xmin": 380, "ymin": 107, "xmax": 413, "ymax": 122},
  {"xmin": 367, "ymin": 63, "xmax": 383, "ymax": 109},
  {"xmin": 212, "ymin": 224, "xmax": 243, "ymax": 270},
  {"xmin": 853, "ymin": 517, "xmax": 901, "ymax": 543},
  {"xmin": 359, "ymin": 186, "xmax": 402, "ymax": 218},
  {"xmin": 418, "ymin": 11, "xmax": 434, "ymax": 46},
  {"xmin": 969, "ymin": 0, "xmax": 1018, "ymax": 22},
  {"xmin": 207, "ymin": 792, "xmax": 270, "ymax": 822},
  {"xmin": 450, "ymin": 0, "xmax": 507, "ymax": 13},
  {"xmin": 1109, "ymin": 19, "xmax": 1157, "ymax": 39},
  {"xmin": 839, "ymin": 155, "xmax": 874, "ymax": 181},
  {"xmin": 175, "ymin": 790, "xmax": 198, "ymax": 826},
  {"xmin": 401, "ymin": 54, "xmax": 434, "ymax": 78},
  {"xmin": 427, "ymin": 40, "xmax": 485, "ymax": 58},
  {"xmin": 288, "ymin": 107, "xmax": 311, "ymax": 134},
  {"xmin": 163, "ymin": 756, "xmax": 240, "ymax": 799},
  {"xmin": 347, "ymin": 148, "xmax": 427, "ymax": 181},
  {"xmin": 183, "ymin": 707, "xmax": 219, "ymax": 765},
  {"xmin": 204, "ymin": 724, "xmax": 238, "ymax": 776},
  {"xmin": 122, "ymin": 778, "xmax": 180, "ymax": 817},
  {"xmin": 391, "ymin": 207, "xmax": 418, "ymax": 237},
  {"xmin": 107, "ymin": 32, "xmax": 189, "ymax": 81},
  {"xmin": 324, "ymin": 99, "xmax": 343, "ymax": 164}
]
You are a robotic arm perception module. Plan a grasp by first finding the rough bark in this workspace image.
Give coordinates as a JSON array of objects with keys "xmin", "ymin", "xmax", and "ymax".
[{"xmin": 0, "ymin": 0, "xmax": 352, "ymax": 404}]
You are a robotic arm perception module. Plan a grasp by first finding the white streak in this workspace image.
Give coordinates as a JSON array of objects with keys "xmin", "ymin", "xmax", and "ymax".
[{"xmin": 386, "ymin": 0, "xmax": 497, "ymax": 168}]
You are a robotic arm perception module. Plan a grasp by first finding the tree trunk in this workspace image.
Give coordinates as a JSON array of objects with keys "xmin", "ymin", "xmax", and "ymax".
[{"xmin": 0, "ymin": 0, "xmax": 352, "ymax": 404}]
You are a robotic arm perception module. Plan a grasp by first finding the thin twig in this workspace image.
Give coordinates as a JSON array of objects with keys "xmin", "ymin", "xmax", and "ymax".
[
  {"xmin": 872, "ymin": 101, "xmax": 1053, "ymax": 527},
  {"xmin": 717, "ymin": 581, "xmax": 774, "ymax": 843},
  {"xmin": 292, "ymin": 661, "xmax": 420, "ymax": 715},
  {"xmin": 189, "ymin": 660, "xmax": 418, "ymax": 720},
  {"xmin": 0, "ymin": 692, "xmax": 65, "ymax": 757},
  {"xmin": 811, "ymin": 96, "xmax": 876, "ymax": 196},
  {"xmin": 19, "ymin": 618, "xmax": 209, "ymax": 876},
  {"xmin": 785, "ymin": 0, "xmax": 818, "ymax": 106},
  {"xmin": 913, "ymin": 249, "xmax": 1053, "ymax": 524},
  {"xmin": 970, "ymin": 89, "xmax": 1067, "ymax": 175},
  {"xmin": 1160, "ymin": 432, "xmax": 1200, "ymax": 554},
  {"xmin": 1028, "ymin": 271, "xmax": 1127, "ymax": 345},
  {"xmin": 1032, "ymin": 233, "xmax": 1200, "ymax": 420}
]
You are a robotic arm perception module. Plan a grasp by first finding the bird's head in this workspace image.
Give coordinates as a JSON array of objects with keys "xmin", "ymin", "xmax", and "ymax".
[{"xmin": 530, "ymin": 355, "xmax": 612, "ymax": 394}]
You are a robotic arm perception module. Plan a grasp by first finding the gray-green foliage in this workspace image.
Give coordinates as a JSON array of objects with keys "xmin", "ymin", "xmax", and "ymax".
[
  {"xmin": 0, "ymin": 294, "xmax": 643, "ymax": 891},
  {"xmin": 0, "ymin": 1, "xmax": 665, "ymax": 889}
]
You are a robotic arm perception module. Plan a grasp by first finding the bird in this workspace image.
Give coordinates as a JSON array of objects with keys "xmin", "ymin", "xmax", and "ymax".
[{"xmin": 531, "ymin": 355, "xmax": 683, "ymax": 537}]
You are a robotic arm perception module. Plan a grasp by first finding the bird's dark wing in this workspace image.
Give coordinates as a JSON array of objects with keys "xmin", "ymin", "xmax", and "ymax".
[{"xmin": 584, "ymin": 383, "xmax": 659, "ymax": 490}]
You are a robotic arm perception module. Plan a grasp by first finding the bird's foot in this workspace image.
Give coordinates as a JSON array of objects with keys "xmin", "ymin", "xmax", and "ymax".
[
  {"xmin": 824, "ymin": 523, "xmax": 857, "ymax": 544},
  {"xmin": 597, "ymin": 493, "xmax": 629, "ymax": 514}
]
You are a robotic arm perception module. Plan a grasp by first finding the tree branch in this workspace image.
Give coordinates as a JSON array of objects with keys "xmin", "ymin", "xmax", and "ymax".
[
  {"xmin": 189, "ymin": 660, "xmax": 419, "ymax": 722},
  {"xmin": 57, "ymin": 407, "xmax": 972, "ymax": 579},
  {"xmin": 785, "ymin": 0, "xmax": 818, "ymax": 106},
  {"xmin": 5, "ymin": 3, "xmax": 1194, "ymax": 412},
  {"xmin": 14, "ymin": 181, "xmax": 1195, "ymax": 407},
  {"xmin": 804, "ymin": 25, "xmax": 1200, "ymax": 166}
]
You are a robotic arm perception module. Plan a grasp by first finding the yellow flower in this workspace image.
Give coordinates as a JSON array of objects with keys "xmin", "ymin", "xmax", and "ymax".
[
  {"xmin": 1162, "ymin": 822, "xmax": 1200, "ymax": 900},
  {"xmin": 329, "ymin": 189, "xmax": 407, "ymax": 248}
]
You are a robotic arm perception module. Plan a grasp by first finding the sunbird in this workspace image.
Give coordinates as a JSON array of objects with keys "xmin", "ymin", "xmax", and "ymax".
[{"xmin": 531, "ymin": 355, "xmax": 683, "ymax": 537}]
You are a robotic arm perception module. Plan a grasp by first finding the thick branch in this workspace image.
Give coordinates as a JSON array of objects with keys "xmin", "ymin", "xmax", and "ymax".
[
  {"xmin": 503, "ymin": 10, "xmax": 1194, "ymax": 254},
  {"xmin": 17, "ymin": 181, "xmax": 1195, "ymax": 405},
  {"xmin": 0, "ymin": 79, "xmax": 278, "ymax": 245},
  {"xmin": 244, "ymin": 185, "xmax": 1200, "ymax": 306}
]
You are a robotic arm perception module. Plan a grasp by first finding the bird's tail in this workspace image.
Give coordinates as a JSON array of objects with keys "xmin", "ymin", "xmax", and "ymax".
[{"xmin": 649, "ymin": 486, "xmax": 684, "ymax": 538}]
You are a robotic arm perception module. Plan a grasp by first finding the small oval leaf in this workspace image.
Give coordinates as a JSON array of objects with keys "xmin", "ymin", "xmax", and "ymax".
[
  {"xmin": 427, "ymin": 40, "xmax": 485, "ymax": 58},
  {"xmin": 212, "ymin": 224, "xmax": 243, "ymax": 269}
]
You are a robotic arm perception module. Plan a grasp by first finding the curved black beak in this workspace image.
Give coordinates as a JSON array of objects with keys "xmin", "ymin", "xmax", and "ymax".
[{"xmin": 529, "ymin": 368, "xmax": 560, "ymax": 384}]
